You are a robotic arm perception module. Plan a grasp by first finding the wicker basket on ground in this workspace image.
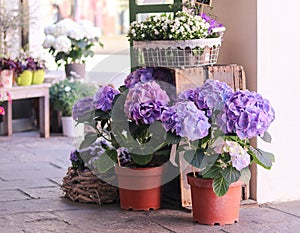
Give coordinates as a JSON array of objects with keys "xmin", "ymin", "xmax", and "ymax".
[{"xmin": 62, "ymin": 167, "xmax": 119, "ymax": 205}]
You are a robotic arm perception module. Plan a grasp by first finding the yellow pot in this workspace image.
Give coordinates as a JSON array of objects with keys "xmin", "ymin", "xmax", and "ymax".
[
  {"xmin": 17, "ymin": 70, "xmax": 33, "ymax": 86},
  {"xmin": 32, "ymin": 70, "xmax": 45, "ymax": 84}
]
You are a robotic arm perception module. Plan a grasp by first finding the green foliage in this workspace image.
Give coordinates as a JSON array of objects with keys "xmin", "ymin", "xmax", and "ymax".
[{"xmin": 49, "ymin": 78, "xmax": 97, "ymax": 116}]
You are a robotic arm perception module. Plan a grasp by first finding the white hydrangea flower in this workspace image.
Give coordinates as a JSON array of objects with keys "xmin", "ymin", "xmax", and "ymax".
[
  {"xmin": 42, "ymin": 35, "xmax": 56, "ymax": 48},
  {"xmin": 54, "ymin": 35, "xmax": 72, "ymax": 53},
  {"xmin": 83, "ymin": 26, "xmax": 101, "ymax": 39},
  {"xmin": 54, "ymin": 18, "xmax": 77, "ymax": 37},
  {"xmin": 68, "ymin": 26, "xmax": 85, "ymax": 40},
  {"xmin": 44, "ymin": 24, "xmax": 56, "ymax": 35},
  {"xmin": 223, "ymin": 141, "xmax": 250, "ymax": 171}
]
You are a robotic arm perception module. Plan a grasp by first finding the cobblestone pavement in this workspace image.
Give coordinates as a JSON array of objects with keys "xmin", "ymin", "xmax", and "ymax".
[{"xmin": 0, "ymin": 132, "xmax": 299, "ymax": 233}]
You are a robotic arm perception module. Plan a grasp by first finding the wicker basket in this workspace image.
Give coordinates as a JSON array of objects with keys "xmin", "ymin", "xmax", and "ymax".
[
  {"xmin": 133, "ymin": 28, "xmax": 225, "ymax": 68},
  {"xmin": 61, "ymin": 167, "xmax": 119, "ymax": 205}
]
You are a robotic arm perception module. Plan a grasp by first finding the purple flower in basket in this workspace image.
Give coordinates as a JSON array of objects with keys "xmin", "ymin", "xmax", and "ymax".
[
  {"xmin": 124, "ymin": 81, "xmax": 170, "ymax": 125},
  {"xmin": 161, "ymin": 101, "xmax": 210, "ymax": 141},
  {"xmin": 221, "ymin": 90, "xmax": 275, "ymax": 139},
  {"xmin": 94, "ymin": 85, "xmax": 120, "ymax": 111},
  {"xmin": 72, "ymin": 97, "xmax": 95, "ymax": 120},
  {"xmin": 70, "ymin": 149, "xmax": 79, "ymax": 162},
  {"xmin": 194, "ymin": 79, "xmax": 233, "ymax": 117},
  {"xmin": 201, "ymin": 13, "xmax": 223, "ymax": 33},
  {"xmin": 124, "ymin": 67, "xmax": 154, "ymax": 88}
]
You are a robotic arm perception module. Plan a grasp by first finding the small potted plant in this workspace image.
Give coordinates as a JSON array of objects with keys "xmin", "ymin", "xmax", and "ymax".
[
  {"xmin": 72, "ymin": 68, "xmax": 174, "ymax": 210},
  {"xmin": 32, "ymin": 57, "xmax": 47, "ymax": 85},
  {"xmin": 49, "ymin": 78, "xmax": 96, "ymax": 137},
  {"xmin": 14, "ymin": 56, "xmax": 36, "ymax": 86},
  {"xmin": 0, "ymin": 57, "xmax": 17, "ymax": 88},
  {"xmin": 161, "ymin": 79, "xmax": 275, "ymax": 225},
  {"xmin": 42, "ymin": 18, "xmax": 103, "ymax": 78}
]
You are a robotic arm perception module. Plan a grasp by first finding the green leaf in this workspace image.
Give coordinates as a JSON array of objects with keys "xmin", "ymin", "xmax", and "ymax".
[
  {"xmin": 94, "ymin": 110, "xmax": 110, "ymax": 120},
  {"xmin": 202, "ymin": 164, "xmax": 220, "ymax": 179},
  {"xmin": 183, "ymin": 149, "xmax": 197, "ymax": 164},
  {"xmin": 93, "ymin": 150, "xmax": 117, "ymax": 173},
  {"xmin": 213, "ymin": 175, "xmax": 229, "ymax": 197},
  {"xmin": 260, "ymin": 131, "xmax": 272, "ymax": 143},
  {"xmin": 250, "ymin": 147, "xmax": 275, "ymax": 169},
  {"xmin": 240, "ymin": 167, "xmax": 251, "ymax": 184},
  {"xmin": 222, "ymin": 167, "xmax": 240, "ymax": 184},
  {"xmin": 131, "ymin": 153, "xmax": 153, "ymax": 166},
  {"xmin": 79, "ymin": 133, "xmax": 98, "ymax": 149},
  {"xmin": 165, "ymin": 131, "xmax": 181, "ymax": 145},
  {"xmin": 184, "ymin": 149, "xmax": 218, "ymax": 171}
]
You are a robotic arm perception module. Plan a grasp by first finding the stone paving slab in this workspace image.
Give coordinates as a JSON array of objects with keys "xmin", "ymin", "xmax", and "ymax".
[
  {"xmin": 0, "ymin": 178, "xmax": 57, "ymax": 190},
  {"xmin": 0, "ymin": 190, "xmax": 32, "ymax": 202},
  {"xmin": 266, "ymin": 201, "xmax": 300, "ymax": 217},
  {"xmin": 21, "ymin": 187, "xmax": 64, "ymax": 200},
  {"xmin": 0, "ymin": 198, "xmax": 80, "ymax": 216}
]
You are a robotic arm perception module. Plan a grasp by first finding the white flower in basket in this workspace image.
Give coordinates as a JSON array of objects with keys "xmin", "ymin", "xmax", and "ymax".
[{"xmin": 128, "ymin": 11, "xmax": 226, "ymax": 68}]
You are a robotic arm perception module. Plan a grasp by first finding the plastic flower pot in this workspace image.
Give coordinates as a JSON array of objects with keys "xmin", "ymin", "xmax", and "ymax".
[
  {"xmin": 61, "ymin": 116, "xmax": 84, "ymax": 137},
  {"xmin": 0, "ymin": 69, "xmax": 13, "ymax": 88},
  {"xmin": 32, "ymin": 69, "xmax": 45, "ymax": 84},
  {"xmin": 65, "ymin": 63, "xmax": 86, "ymax": 79},
  {"xmin": 114, "ymin": 166, "xmax": 164, "ymax": 211},
  {"xmin": 16, "ymin": 70, "xmax": 33, "ymax": 86},
  {"xmin": 187, "ymin": 173, "xmax": 243, "ymax": 225}
]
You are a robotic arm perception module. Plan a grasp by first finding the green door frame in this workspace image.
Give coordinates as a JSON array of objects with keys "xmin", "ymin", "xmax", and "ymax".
[{"xmin": 129, "ymin": 0, "xmax": 182, "ymax": 70}]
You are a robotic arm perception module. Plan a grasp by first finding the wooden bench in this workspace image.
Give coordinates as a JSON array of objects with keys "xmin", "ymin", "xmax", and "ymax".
[{"xmin": 1, "ymin": 84, "xmax": 51, "ymax": 138}]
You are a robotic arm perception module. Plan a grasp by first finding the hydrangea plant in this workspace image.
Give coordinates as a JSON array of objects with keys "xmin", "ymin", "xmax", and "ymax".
[
  {"xmin": 42, "ymin": 18, "xmax": 103, "ymax": 66},
  {"xmin": 72, "ymin": 68, "xmax": 173, "ymax": 171},
  {"xmin": 163, "ymin": 79, "xmax": 275, "ymax": 196}
]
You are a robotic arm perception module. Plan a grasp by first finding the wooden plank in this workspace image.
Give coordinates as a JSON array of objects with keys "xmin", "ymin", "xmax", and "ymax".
[
  {"xmin": 2, "ymin": 101, "xmax": 13, "ymax": 136},
  {"xmin": 170, "ymin": 65, "xmax": 246, "ymax": 208}
]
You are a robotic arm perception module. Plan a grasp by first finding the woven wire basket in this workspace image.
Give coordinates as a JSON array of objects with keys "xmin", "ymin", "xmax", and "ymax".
[{"xmin": 133, "ymin": 28, "xmax": 225, "ymax": 68}]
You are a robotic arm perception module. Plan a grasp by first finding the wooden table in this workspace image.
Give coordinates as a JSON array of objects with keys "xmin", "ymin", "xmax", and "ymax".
[{"xmin": 1, "ymin": 84, "xmax": 51, "ymax": 138}]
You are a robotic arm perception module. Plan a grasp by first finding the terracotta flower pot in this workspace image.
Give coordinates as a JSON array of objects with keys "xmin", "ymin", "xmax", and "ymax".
[
  {"xmin": 16, "ymin": 70, "xmax": 33, "ymax": 86},
  {"xmin": 187, "ymin": 173, "xmax": 243, "ymax": 225},
  {"xmin": 114, "ymin": 166, "xmax": 164, "ymax": 211},
  {"xmin": 65, "ymin": 63, "xmax": 86, "ymax": 79},
  {"xmin": 32, "ymin": 69, "xmax": 45, "ymax": 84}
]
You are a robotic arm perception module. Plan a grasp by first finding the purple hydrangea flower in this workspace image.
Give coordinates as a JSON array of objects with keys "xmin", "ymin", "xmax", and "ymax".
[
  {"xmin": 194, "ymin": 79, "xmax": 233, "ymax": 117},
  {"xmin": 124, "ymin": 81, "xmax": 170, "ymax": 125},
  {"xmin": 221, "ymin": 90, "xmax": 275, "ymax": 139},
  {"xmin": 161, "ymin": 101, "xmax": 211, "ymax": 141},
  {"xmin": 223, "ymin": 141, "xmax": 250, "ymax": 171},
  {"xmin": 72, "ymin": 97, "xmax": 95, "ymax": 120},
  {"xmin": 177, "ymin": 89, "xmax": 195, "ymax": 102},
  {"xmin": 124, "ymin": 67, "xmax": 154, "ymax": 88},
  {"xmin": 70, "ymin": 149, "xmax": 79, "ymax": 162},
  {"xmin": 94, "ymin": 86, "xmax": 120, "ymax": 111}
]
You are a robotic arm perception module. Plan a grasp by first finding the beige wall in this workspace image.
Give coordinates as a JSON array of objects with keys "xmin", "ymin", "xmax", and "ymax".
[{"xmin": 213, "ymin": 0, "xmax": 257, "ymax": 91}]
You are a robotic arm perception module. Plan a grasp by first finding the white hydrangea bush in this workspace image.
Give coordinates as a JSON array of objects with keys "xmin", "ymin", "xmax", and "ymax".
[{"xmin": 42, "ymin": 18, "xmax": 103, "ymax": 66}]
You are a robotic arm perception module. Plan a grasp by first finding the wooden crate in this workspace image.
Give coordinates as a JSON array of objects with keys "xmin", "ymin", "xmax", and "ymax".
[{"xmin": 166, "ymin": 64, "xmax": 246, "ymax": 208}]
